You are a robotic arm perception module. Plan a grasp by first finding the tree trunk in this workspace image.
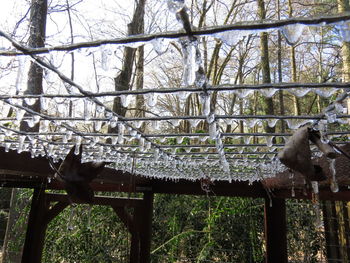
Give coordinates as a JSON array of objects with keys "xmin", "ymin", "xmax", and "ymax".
[
  {"xmin": 257, "ymin": 0, "xmax": 275, "ymax": 134},
  {"xmin": 112, "ymin": 0, "xmax": 145, "ymax": 120},
  {"xmin": 20, "ymin": 0, "xmax": 47, "ymax": 132},
  {"xmin": 338, "ymin": 0, "xmax": 350, "ymax": 115},
  {"xmin": 135, "ymin": 46, "xmax": 145, "ymax": 119},
  {"xmin": 288, "ymin": 0, "xmax": 301, "ymax": 116},
  {"xmin": 277, "ymin": 0, "xmax": 285, "ymax": 134},
  {"xmin": 3, "ymin": 1, "xmax": 47, "ymax": 262}
]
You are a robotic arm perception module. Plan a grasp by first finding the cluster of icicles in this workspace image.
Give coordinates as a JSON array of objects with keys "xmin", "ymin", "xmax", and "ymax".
[{"xmin": 0, "ymin": 0, "xmax": 349, "ymax": 182}]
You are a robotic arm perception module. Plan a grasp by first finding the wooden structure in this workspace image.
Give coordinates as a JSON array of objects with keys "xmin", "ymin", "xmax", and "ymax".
[{"xmin": 1, "ymin": 147, "xmax": 350, "ymax": 263}]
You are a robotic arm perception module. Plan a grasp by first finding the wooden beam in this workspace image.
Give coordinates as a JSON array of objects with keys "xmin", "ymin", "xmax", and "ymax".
[
  {"xmin": 264, "ymin": 198, "xmax": 288, "ymax": 263},
  {"xmin": 45, "ymin": 193, "xmax": 144, "ymax": 207},
  {"xmin": 273, "ymin": 188, "xmax": 350, "ymax": 201},
  {"xmin": 112, "ymin": 206, "xmax": 136, "ymax": 233},
  {"xmin": 149, "ymin": 179, "xmax": 267, "ymax": 198},
  {"xmin": 44, "ymin": 201, "xmax": 69, "ymax": 225}
]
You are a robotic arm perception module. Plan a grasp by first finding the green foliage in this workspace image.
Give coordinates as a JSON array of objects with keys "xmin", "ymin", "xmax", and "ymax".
[
  {"xmin": 286, "ymin": 200, "xmax": 326, "ymax": 263},
  {"xmin": 151, "ymin": 195, "xmax": 265, "ymax": 262},
  {"xmin": 43, "ymin": 204, "xmax": 130, "ymax": 263},
  {"xmin": 2, "ymin": 192, "xmax": 329, "ymax": 263}
]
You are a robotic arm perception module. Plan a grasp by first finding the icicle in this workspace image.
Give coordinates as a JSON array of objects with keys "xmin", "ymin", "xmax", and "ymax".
[
  {"xmin": 4, "ymin": 142, "xmax": 10, "ymax": 152},
  {"xmin": 311, "ymin": 181, "xmax": 323, "ymax": 229},
  {"xmin": 117, "ymin": 123, "xmax": 125, "ymax": 144},
  {"xmin": 17, "ymin": 135, "xmax": 26, "ymax": 153},
  {"xmin": 213, "ymin": 30, "xmax": 251, "ymax": 46},
  {"xmin": 329, "ymin": 158, "xmax": 339, "ymax": 193},
  {"xmin": 181, "ymin": 39, "xmax": 197, "ymax": 86},
  {"xmin": 95, "ymin": 121, "xmax": 103, "ymax": 132},
  {"xmin": 146, "ymin": 93, "xmax": 158, "ymax": 107},
  {"xmin": 336, "ymin": 21, "xmax": 350, "ymax": 42},
  {"xmin": 75, "ymin": 137, "xmax": 82, "ymax": 155},
  {"xmin": 281, "ymin": 24, "xmax": 305, "ymax": 45},
  {"xmin": 40, "ymin": 96, "xmax": 49, "ymax": 111},
  {"xmin": 67, "ymin": 205, "xmax": 76, "ymax": 231},
  {"xmin": 288, "ymin": 88, "xmax": 311, "ymax": 97},
  {"xmin": 109, "ymin": 116, "xmax": 118, "ymax": 129},
  {"xmin": 87, "ymin": 205, "xmax": 92, "ymax": 230},
  {"xmin": 167, "ymin": 0, "xmax": 185, "ymax": 13},
  {"xmin": 207, "ymin": 113, "xmax": 215, "ymax": 124},
  {"xmin": 15, "ymin": 109, "xmax": 25, "ymax": 122},
  {"xmin": 291, "ymin": 184, "xmax": 295, "ymax": 197},
  {"xmin": 209, "ymin": 122, "xmax": 217, "ymax": 140},
  {"xmin": 83, "ymin": 99, "xmax": 92, "ymax": 121},
  {"xmin": 259, "ymin": 88, "xmax": 278, "ymax": 98},
  {"xmin": 189, "ymin": 119, "xmax": 201, "ymax": 128},
  {"xmin": 120, "ymin": 95, "xmax": 131, "ymax": 108},
  {"xmin": 151, "ymin": 38, "xmax": 171, "ymax": 55},
  {"xmin": 265, "ymin": 136, "xmax": 274, "ymax": 147},
  {"xmin": 202, "ymin": 94, "xmax": 211, "ymax": 116},
  {"xmin": 15, "ymin": 56, "xmax": 26, "ymax": 93},
  {"xmin": 284, "ymin": 119, "xmax": 312, "ymax": 130},
  {"xmin": 24, "ymin": 98, "xmax": 37, "ymax": 106},
  {"xmin": 267, "ymin": 118, "xmax": 278, "ymax": 128},
  {"xmin": 325, "ymin": 110, "xmax": 337, "ymax": 123}
]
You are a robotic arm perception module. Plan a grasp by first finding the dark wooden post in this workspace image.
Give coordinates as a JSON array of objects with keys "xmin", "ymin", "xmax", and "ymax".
[
  {"xmin": 21, "ymin": 189, "xmax": 68, "ymax": 263},
  {"xmin": 264, "ymin": 197, "xmax": 288, "ymax": 263},
  {"xmin": 139, "ymin": 192, "xmax": 154, "ymax": 263},
  {"xmin": 113, "ymin": 192, "xmax": 153, "ymax": 263},
  {"xmin": 21, "ymin": 188, "xmax": 48, "ymax": 263},
  {"xmin": 130, "ymin": 225, "xmax": 140, "ymax": 263}
]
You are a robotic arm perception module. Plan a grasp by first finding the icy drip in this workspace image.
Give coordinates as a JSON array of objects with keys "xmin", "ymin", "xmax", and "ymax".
[
  {"xmin": 83, "ymin": 99, "xmax": 92, "ymax": 121},
  {"xmin": 67, "ymin": 205, "xmax": 76, "ymax": 231},
  {"xmin": 329, "ymin": 158, "xmax": 339, "ymax": 193},
  {"xmin": 87, "ymin": 205, "xmax": 92, "ymax": 230},
  {"xmin": 311, "ymin": 181, "xmax": 323, "ymax": 229},
  {"xmin": 151, "ymin": 38, "xmax": 171, "ymax": 55},
  {"xmin": 74, "ymin": 136, "xmax": 82, "ymax": 154},
  {"xmin": 167, "ymin": 0, "xmax": 185, "ymax": 13},
  {"xmin": 202, "ymin": 92, "xmax": 230, "ymax": 175},
  {"xmin": 15, "ymin": 56, "xmax": 27, "ymax": 93},
  {"xmin": 336, "ymin": 21, "xmax": 350, "ymax": 42},
  {"xmin": 180, "ymin": 38, "xmax": 201, "ymax": 86},
  {"xmin": 289, "ymin": 170, "xmax": 295, "ymax": 197},
  {"xmin": 281, "ymin": 24, "xmax": 305, "ymax": 45}
]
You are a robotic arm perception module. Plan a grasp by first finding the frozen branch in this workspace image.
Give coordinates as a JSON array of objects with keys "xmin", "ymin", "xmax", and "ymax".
[{"xmin": 0, "ymin": 12, "xmax": 350, "ymax": 56}]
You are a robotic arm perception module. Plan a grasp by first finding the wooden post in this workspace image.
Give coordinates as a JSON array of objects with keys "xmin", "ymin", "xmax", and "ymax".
[
  {"xmin": 21, "ymin": 189, "xmax": 68, "ymax": 263},
  {"xmin": 264, "ymin": 198, "xmax": 288, "ymax": 263},
  {"xmin": 139, "ymin": 192, "xmax": 154, "ymax": 263},
  {"xmin": 21, "ymin": 188, "xmax": 48, "ymax": 263},
  {"xmin": 113, "ymin": 192, "xmax": 153, "ymax": 263}
]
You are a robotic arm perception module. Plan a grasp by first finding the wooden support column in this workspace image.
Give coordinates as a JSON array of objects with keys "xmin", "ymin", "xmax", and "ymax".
[
  {"xmin": 112, "ymin": 192, "xmax": 154, "ymax": 263},
  {"xmin": 129, "ymin": 210, "xmax": 142, "ymax": 263},
  {"xmin": 264, "ymin": 198, "xmax": 288, "ymax": 263},
  {"xmin": 139, "ymin": 192, "xmax": 153, "ymax": 263},
  {"xmin": 21, "ymin": 189, "xmax": 68, "ymax": 263},
  {"xmin": 21, "ymin": 188, "xmax": 47, "ymax": 263}
]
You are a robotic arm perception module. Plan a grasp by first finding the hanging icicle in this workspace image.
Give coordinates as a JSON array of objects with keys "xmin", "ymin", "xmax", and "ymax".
[{"xmin": 311, "ymin": 181, "xmax": 323, "ymax": 229}]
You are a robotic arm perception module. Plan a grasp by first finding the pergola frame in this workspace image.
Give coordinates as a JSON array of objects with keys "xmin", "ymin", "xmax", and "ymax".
[{"xmin": 1, "ymin": 147, "xmax": 350, "ymax": 263}]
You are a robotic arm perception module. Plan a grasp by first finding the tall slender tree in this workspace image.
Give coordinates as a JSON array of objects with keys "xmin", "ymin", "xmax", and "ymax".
[
  {"xmin": 257, "ymin": 0, "xmax": 275, "ymax": 134},
  {"xmin": 3, "ymin": 2, "xmax": 48, "ymax": 262}
]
